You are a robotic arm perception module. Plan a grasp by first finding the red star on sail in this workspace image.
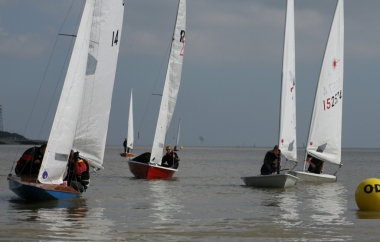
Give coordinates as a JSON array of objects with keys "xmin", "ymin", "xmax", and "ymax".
[{"xmin": 332, "ymin": 58, "xmax": 339, "ymax": 69}]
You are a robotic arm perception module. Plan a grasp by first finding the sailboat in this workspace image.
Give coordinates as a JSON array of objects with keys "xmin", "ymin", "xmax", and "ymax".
[
  {"xmin": 241, "ymin": 0, "xmax": 298, "ymax": 188},
  {"xmin": 289, "ymin": 0, "xmax": 344, "ymax": 182},
  {"xmin": 7, "ymin": 0, "xmax": 125, "ymax": 201},
  {"xmin": 127, "ymin": 0, "xmax": 186, "ymax": 180},
  {"xmin": 120, "ymin": 89, "xmax": 135, "ymax": 157}
]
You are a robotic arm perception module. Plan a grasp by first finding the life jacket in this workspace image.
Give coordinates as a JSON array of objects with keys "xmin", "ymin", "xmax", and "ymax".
[
  {"xmin": 74, "ymin": 159, "xmax": 87, "ymax": 175},
  {"xmin": 80, "ymin": 160, "xmax": 90, "ymax": 189}
]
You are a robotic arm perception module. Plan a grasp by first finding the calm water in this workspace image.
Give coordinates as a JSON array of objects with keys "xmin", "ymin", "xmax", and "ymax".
[{"xmin": 1, "ymin": 145, "xmax": 380, "ymax": 241}]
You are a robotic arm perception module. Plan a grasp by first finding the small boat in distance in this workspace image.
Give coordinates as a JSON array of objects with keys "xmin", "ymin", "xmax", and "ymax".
[
  {"xmin": 241, "ymin": 0, "xmax": 298, "ymax": 188},
  {"xmin": 289, "ymin": 0, "xmax": 344, "ymax": 182},
  {"xmin": 8, "ymin": 0, "xmax": 125, "ymax": 201},
  {"xmin": 127, "ymin": 0, "xmax": 186, "ymax": 179},
  {"xmin": 120, "ymin": 89, "xmax": 135, "ymax": 157}
]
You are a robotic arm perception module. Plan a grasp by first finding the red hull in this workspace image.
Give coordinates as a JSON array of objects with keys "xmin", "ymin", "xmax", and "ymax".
[
  {"xmin": 127, "ymin": 160, "xmax": 176, "ymax": 179},
  {"xmin": 120, "ymin": 153, "xmax": 135, "ymax": 157}
]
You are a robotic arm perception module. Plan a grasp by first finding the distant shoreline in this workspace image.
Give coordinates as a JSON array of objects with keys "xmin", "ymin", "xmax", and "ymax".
[{"xmin": 0, "ymin": 131, "xmax": 46, "ymax": 145}]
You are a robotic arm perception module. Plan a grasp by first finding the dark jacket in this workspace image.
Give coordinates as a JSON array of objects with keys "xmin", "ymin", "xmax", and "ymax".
[
  {"xmin": 307, "ymin": 154, "xmax": 324, "ymax": 174},
  {"xmin": 260, "ymin": 150, "xmax": 278, "ymax": 175},
  {"xmin": 161, "ymin": 152, "xmax": 180, "ymax": 168},
  {"xmin": 15, "ymin": 147, "xmax": 43, "ymax": 175}
]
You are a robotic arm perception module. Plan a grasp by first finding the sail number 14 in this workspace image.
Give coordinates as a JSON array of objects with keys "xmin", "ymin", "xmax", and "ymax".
[
  {"xmin": 112, "ymin": 31, "xmax": 119, "ymax": 46},
  {"xmin": 323, "ymin": 90, "xmax": 342, "ymax": 110}
]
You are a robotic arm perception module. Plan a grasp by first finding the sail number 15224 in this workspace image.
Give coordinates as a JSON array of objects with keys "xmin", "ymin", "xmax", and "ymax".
[{"xmin": 323, "ymin": 90, "xmax": 342, "ymax": 110}]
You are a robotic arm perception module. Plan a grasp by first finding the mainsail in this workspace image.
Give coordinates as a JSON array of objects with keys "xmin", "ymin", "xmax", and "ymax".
[
  {"xmin": 279, "ymin": 0, "xmax": 297, "ymax": 162},
  {"xmin": 38, "ymin": 0, "xmax": 125, "ymax": 184},
  {"xmin": 150, "ymin": 0, "xmax": 186, "ymax": 165},
  {"xmin": 38, "ymin": 0, "xmax": 96, "ymax": 184},
  {"xmin": 306, "ymin": 0, "xmax": 344, "ymax": 166},
  {"xmin": 73, "ymin": 0, "xmax": 125, "ymax": 169}
]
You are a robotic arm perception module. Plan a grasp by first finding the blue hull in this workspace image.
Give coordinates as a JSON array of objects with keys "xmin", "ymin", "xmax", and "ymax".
[{"xmin": 8, "ymin": 176, "xmax": 80, "ymax": 201}]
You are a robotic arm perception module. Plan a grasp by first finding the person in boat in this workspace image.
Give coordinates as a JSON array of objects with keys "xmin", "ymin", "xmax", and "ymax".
[
  {"xmin": 161, "ymin": 145, "xmax": 180, "ymax": 169},
  {"xmin": 64, "ymin": 150, "xmax": 90, "ymax": 193},
  {"xmin": 15, "ymin": 143, "xmax": 47, "ymax": 175},
  {"xmin": 123, "ymin": 138, "xmax": 128, "ymax": 153},
  {"xmin": 271, "ymin": 149, "xmax": 281, "ymax": 174},
  {"xmin": 306, "ymin": 148, "xmax": 325, "ymax": 174},
  {"xmin": 260, "ymin": 145, "xmax": 280, "ymax": 175}
]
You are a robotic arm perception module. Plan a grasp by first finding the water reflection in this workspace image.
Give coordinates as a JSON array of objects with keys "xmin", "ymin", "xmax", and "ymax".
[
  {"xmin": 306, "ymin": 183, "xmax": 352, "ymax": 226},
  {"xmin": 8, "ymin": 198, "xmax": 114, "ymax": 241},
  {"xmin": 262, "ymin": 189, "xmax": 301, "ymax": 228},
  {"xmin": 356, "ymin": 210, "xmax": 380, "ymax": 219},
  {"xmin": 148, "ymin": 180, "xmax": 183, "ymax": 226},
  {"xmin": 277, "ymin": 190, "xmax": 301, "ymax": 227}
]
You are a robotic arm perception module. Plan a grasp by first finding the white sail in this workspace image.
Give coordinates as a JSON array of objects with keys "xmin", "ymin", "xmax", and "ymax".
[
  {"xmin": 73, "ymin": 0, "xmax": 125, "ymax": 169},
  {"xmin": 279, "ymin": 0, "xmax": 297, "ymax": 162},
  {"xmin": 38, "ymin": 0, "xmax": 95, "ymax": 184},
  {"xmin": 127, "ymin": 89, "xmax": 134, "ymax": 150},
  {"xmin": 306, "ymin": 0, "xmax": 344, "ymax": 166},
  {"xmin": 150, "ymin": 0, "xmax": 186, "ymax": 165}
]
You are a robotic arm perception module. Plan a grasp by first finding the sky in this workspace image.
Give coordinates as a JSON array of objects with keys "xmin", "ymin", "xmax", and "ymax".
[{"xmin": 1, "ymin": 0, "xmax": 380, "ymax": 148}]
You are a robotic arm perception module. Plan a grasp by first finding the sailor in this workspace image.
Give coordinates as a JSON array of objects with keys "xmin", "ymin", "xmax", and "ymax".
[
  {"xmin": 306, "ymin": 147, "xmax": 325, "ymax": 174},
  {"xmin": 260, "ymin": 145, "xmax": 280, "ymax": 175},
  {"xmin": 161, "ymin": 145, "xmax": 180, "ymax": 169},
  {"xmin": 15, "ymin": 143, "xmax": 47, "ymax": 175},
  {"xmin": 65, "ymin": 151, "xmax": 90, "ymax": 192},
  {"xmin": 123, "ymin": 138, "xmax": 127, "ymax": 153}
]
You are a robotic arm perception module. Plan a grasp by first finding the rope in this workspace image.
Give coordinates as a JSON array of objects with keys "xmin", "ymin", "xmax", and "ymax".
[{"xmin": 333, "ymin": 163, "xmax": 343, "ymax": 176}]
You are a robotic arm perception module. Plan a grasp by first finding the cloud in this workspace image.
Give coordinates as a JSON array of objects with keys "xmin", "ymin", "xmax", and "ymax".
[{"xmin": 0, "ymin": 27, "xmax": 48, "ymax": 60}]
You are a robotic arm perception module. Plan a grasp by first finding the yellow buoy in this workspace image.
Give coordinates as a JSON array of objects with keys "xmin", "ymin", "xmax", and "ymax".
[{"xmin": 355, "ymin": 178, "xmax": 380, "ymax": 211}]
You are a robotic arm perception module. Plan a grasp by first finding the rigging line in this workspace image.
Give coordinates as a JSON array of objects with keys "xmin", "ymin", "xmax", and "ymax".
[
  {"xmin": 137, "ymin": 38, "xmax": 172, "ymax": 137},
  {"xmin": 9, "ymin": 0, "xmax": 78, "ymax": 173},
  {"xmin": 333, "ymin": 163, "xmax": 343, "ymax": 176}
]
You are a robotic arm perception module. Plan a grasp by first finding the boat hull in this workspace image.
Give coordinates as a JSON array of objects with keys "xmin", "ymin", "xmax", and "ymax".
[
  {"xmin": 241, "ymin": 174, "xmax": 298, "ymax": 188},
  {"xmin": 120, "ymin": 152, "xmax": 135, "ymax": 157},
  {"xmin": 8, "ymin": 175, "xmax": 80, "ymax": 201},
  {"xmin": 127, "ymin": 160, "xmax": 176, "ymax": 179},
  {"xmin": 288, "ymin": 171, "xmax": 337, "ymax": 182}
]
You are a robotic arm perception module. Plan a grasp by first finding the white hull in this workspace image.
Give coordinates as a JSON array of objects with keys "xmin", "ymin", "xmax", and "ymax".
[
  {"xmin": 288, "ymin": 171, "xmax": 336, "ymax": 182},
  {"xmin": 241, "ymin": 174, "xmax": 298, "ymax": 188}
]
